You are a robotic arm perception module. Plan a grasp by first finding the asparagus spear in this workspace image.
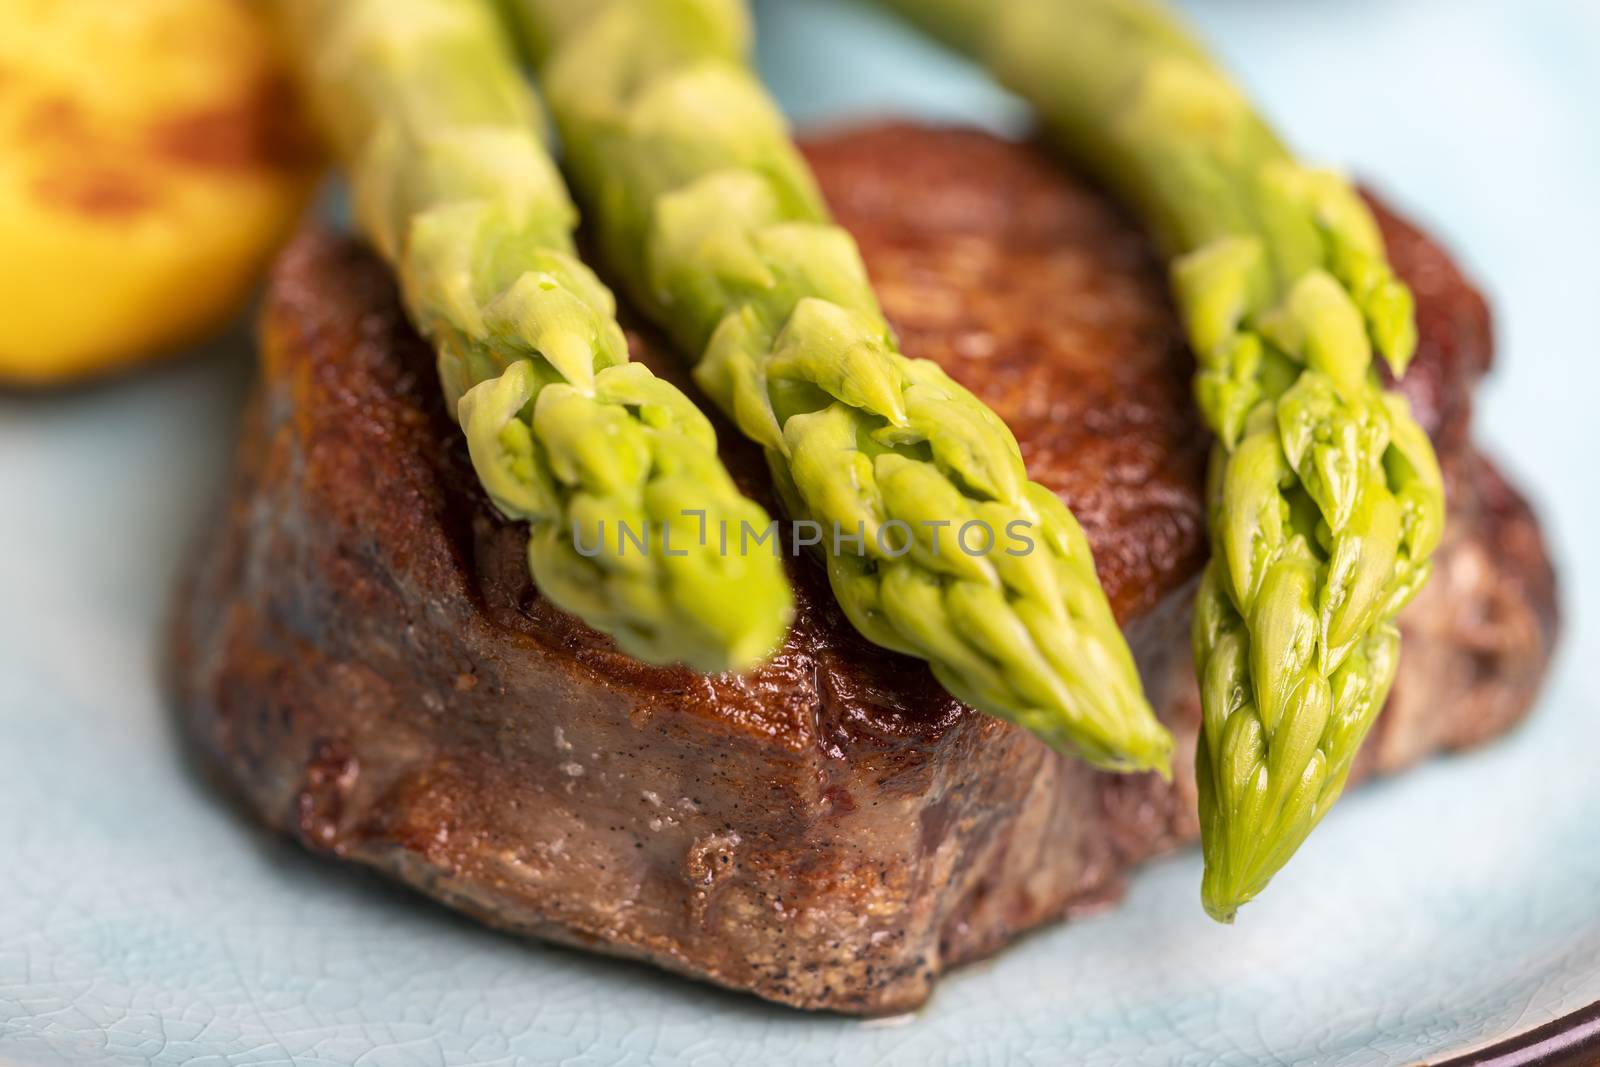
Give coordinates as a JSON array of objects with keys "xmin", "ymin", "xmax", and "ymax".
[
  {"xmin": 507, "ymin": 0, "xmax": 1174, "ymax": 774},
  {"xmin": 282, "ymin": 0, "xmax": 791, "ymax": 672},
  {"xmin": 880, "ymin": 0, "xmax": 1446, "ymax": 920}
]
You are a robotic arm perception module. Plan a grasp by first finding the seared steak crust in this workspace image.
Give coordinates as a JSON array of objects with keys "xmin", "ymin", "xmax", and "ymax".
[{"xmin": 172, "ymin": 125, "xmax": 1557, "ymax": 1014}]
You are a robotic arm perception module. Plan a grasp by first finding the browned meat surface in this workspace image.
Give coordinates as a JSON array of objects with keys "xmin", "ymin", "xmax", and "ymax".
[{"xmin": 170, "ymin": 125, "xmax": 1558, "ymax": 1015}]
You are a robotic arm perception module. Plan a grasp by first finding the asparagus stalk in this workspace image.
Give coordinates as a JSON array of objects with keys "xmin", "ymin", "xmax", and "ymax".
[
  {"xmin": 282, "ymin": 0, "xmax": 791, "ymax": 672},
  {"xmin": 506, "ymin": 0, "xmax": 1174, "ymax": 774},
  {"xmin": 880, "ymin": 0, "xmax": 1445, "ymax": 919}
]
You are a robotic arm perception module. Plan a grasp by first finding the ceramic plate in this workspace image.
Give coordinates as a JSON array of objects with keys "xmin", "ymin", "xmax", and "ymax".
[{"xmin": 2, "ymin": 0, "xmax": 1597, "ymax": 1063}]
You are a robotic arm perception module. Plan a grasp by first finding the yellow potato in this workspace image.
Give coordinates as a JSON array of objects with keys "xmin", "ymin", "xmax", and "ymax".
[{"xmin": 0, "ymin": 0, "xmax": 320, "ymax": 385}]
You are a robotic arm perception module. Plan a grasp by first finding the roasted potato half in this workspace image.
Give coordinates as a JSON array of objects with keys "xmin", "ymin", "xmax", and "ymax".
[{"xmin": 0, "ymin": 0, "xmax": 319, "ymax": 385}]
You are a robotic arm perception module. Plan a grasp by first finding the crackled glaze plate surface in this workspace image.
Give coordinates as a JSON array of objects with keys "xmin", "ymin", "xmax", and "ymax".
[{"xmin": 2, "ymin": 0, "xmax": 1598, "ymax": 1063}]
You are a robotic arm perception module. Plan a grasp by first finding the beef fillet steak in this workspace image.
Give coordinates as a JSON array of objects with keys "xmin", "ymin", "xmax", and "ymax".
[{"xmin": 171, "ymin": 125, "xmax": 1559, "ymax": 1014}]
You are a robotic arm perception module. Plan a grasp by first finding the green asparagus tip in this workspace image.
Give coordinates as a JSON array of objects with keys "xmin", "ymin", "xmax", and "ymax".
[
  {"xmin": 513, "ymin": 0, "xmax": 1171, "ymax": 770},
  {"xmin": 1090, "ymin": 737, "xmax": 1173, "ymax": 779},
  {"xmin": 290, "ymin": 0, "xmax": 794, "ymax": 676},
  {"xmin": 1131, "ymin": 731, "xmax": 1175, "ymax": 781},
  {"xmin": 1200, "ymin": 849, "xmax": 1247, "ymax": 923}
]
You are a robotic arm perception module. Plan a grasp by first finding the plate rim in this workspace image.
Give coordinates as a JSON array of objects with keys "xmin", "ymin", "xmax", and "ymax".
[{"xmin": 1431, "ymin": 999, "xmax": 1600, "ymax": 1066}]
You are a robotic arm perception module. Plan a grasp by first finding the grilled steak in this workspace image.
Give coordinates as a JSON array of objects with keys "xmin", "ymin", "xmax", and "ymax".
[{"xmin": 171, "ymin": 124, "xmax": 1558, "ymax": 1014}]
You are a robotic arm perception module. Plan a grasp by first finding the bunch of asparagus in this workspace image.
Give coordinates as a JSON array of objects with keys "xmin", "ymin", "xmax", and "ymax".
[
  {"xmin": 878, "ymin": 0, "xmax": 1445, "ymax": 919},
  {"xmin": 506, "ymin": 0, "xmax": 1174, "ymax": 775},
  {"xmin": 281, "ymin": 0, "xmax": 791, "ymax": 673},
  {"xmin": 282, "ymin": 0, "xmax": 1443, "ymax": 919}
]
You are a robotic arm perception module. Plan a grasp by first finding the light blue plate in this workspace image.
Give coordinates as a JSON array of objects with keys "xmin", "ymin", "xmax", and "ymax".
[{"xmin": 2, "ymin": 1, "xmax": 1597, "ymax": 1063}]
